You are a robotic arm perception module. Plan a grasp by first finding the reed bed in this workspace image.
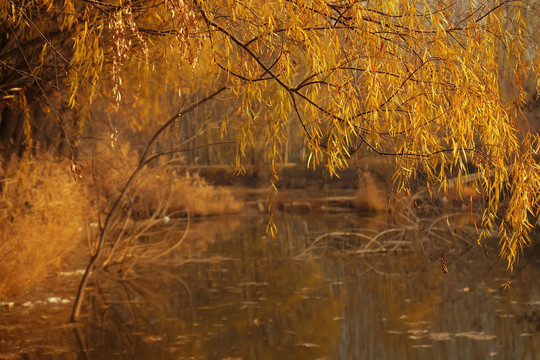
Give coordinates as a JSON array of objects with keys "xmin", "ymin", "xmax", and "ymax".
[
  {"xmin": 0, "ymin": 154, "xmax": 90, "ymax": 300},
  {"xmin": 0, "ymin": 142, "xmax": 243, "ymax": 300}
]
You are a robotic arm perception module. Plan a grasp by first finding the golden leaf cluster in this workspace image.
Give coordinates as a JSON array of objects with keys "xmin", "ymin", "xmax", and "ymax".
[{"xmin": 2, "ymin": 0, "xmax": 539, "ymax": 268}]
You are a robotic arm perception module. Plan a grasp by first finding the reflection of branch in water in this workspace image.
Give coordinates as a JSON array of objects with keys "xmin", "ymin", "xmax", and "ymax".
[
  {"xmin": 70, "ymin": 215, "xmax": 246, "ymax": 356},
  {"xmin": 73, "ymin": 326, "xmax": 91, "ymax": 360},
  {"xmin": 77, "ymin": 271, "xmax": 188, "ymax": 359},
  {"xmin": 148, "ymin": 213, "xmax": 191, "ymax": 262},
  {"xmin": 297, "ymin": 213, "xmax": 479, "ymax": 267},
  {"xmin": 101, "ymin": 215, "xmax": 189, "ymax": 273}
]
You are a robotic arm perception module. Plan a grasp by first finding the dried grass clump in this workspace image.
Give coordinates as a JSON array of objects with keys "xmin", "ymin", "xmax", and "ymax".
[
  {"xmin": 175, "ymin": 172, "xmax": 242, "ymax": 216},
  {"xmin": 0, "ymin": 154, "xmax": 90, "ymax": 300},
  {"xmin": 128, "ymin": 170, "xmax": 243, "ymax": 217},
  {"xmin": 93, "ymin": 142, "xmax": 242, "ymax": 218}
]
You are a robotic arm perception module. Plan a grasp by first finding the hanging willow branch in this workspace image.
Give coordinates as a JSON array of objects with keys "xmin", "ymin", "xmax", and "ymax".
[{"xmin": 3, "ymin": 1, "xmax": 540, "ymax": 271}]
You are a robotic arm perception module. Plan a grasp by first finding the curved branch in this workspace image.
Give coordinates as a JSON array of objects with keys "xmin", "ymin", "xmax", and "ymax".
[{"xmin": 70, "ymin": 86, "xmax": 227, "ymax": 322}]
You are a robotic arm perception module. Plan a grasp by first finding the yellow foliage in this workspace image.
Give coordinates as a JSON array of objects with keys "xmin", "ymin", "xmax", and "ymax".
[{"xmin": 3, "ymin": 0, "xmax": 540, "ymax": 269}]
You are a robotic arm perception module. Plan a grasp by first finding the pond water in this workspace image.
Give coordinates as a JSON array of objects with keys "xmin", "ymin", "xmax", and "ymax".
[{"xmin": 1, "ymin": 210, "xmax": 540, "ymax": 359}]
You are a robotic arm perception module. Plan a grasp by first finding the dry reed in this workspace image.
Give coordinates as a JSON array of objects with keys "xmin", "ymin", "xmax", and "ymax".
[
  {"xmin": 0, "ymin": 141, "xmax": 243, "ymax": 300},
  {"xmin": 0, "ymin": 154, "xmax": 90, "ymax": 300},
  {"xmin": 76, "ymin": 141, "xmax": 243, "ymax": 278},
  {"xmin": 92, "ymin": 142, "xmax": 242, "ymax": 218}
]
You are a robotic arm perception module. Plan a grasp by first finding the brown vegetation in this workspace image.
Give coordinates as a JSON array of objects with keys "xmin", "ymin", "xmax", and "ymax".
[
  {"xmin": 0, "ymin": 143, "xmax": 243, "ymax": 300},
  {"xmin": 0, "ymin": 154, "xmax": 90, "ymax": 300},
  {"xmin": 352, "ymin": 166, "xmax": 485, "ymax": 231},
  {"xmin": 91, "ymin": 142, "xmax": 242, "ymax": 218}
]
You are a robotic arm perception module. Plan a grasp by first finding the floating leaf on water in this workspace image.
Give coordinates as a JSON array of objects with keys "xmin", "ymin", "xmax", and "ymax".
[
  {"xmin": 519, "ymin": 333, "xmax": 533, "ymax": 337},
  {"xmin": 143, "ymin": 335, "xmax": 163, "ymax": 342},
  {"xmin": 0, "ymin": 301, "xmax": 15, "ymax": 308},
  {"xmin": 455, "ymin": 331, "xmax": 496, "ymax": 341},
  {"xmin": 407, "ymin": 329, "xmax": 428, "ymax": 336},
  {"xmin": 22, "ymin": 301, "xmax": 33, "ymax": 307},
  {"xmin": 45, "ymin": 297, "xmax": 67, "ymax": 304},
  {"xmin": 495, "ymin": 313, "xmax": 514, "ymax": 318},
  {"xmin": 411, "ymin": 344, "xmax": 432, "ymax": 348},
  {"xmin": 429, "ymin": 332, "xmax": 453, "ymax": 341},
  {"xmin": 58, "ymin": 269, "xmax": 86, "ymax": 276},
  {"xmin": 407, "ymin": 329, "xmax": 428, "ymax": 340},
  {"xmin": 239, "ymin": 301, "xmax": 260, "ymax": 309},
  {"xmin": 295, "ymin": 342, "xmax": 321, "ymax": 348}
]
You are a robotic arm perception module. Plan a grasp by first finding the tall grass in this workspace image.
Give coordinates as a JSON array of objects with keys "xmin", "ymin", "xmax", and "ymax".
[
  {"xmin": 91, "ymin": 142, "xmax": 242, "ymax": 218},
  {"xmin": 0, "ymin": 154, "xmax": 90, "ymax": 300},
  {"xmin": 0, "ymin": 143, "xmax": 242, "ymax": 301}
]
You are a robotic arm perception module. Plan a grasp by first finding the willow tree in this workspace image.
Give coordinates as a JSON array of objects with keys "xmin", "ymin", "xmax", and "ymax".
[{"xmin": 2, "ymin": 0, "xmax": 539, "ymax": 268}]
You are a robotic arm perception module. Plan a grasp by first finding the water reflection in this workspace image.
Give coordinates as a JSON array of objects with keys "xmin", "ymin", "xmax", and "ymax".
[
  {"xmin": 2, "ymin": 212, "xmax": 540, "ymax": 359},
  {"xmin": 81, "ymin": 214, "xmax": 345, "ymax": 359}
]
